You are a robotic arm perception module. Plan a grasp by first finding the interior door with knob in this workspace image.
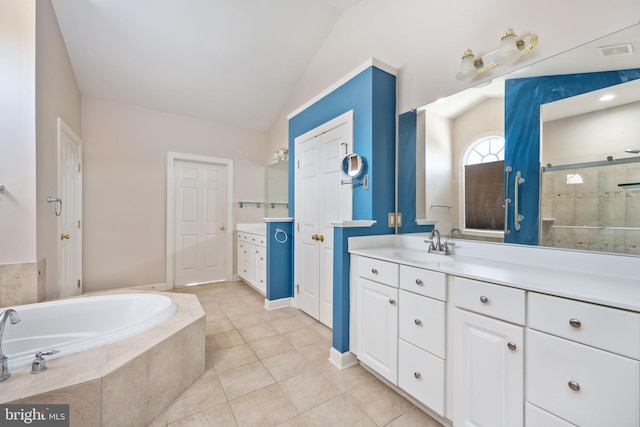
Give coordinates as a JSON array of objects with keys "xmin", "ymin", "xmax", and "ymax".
[{"xmin": 294, "ymin": 111, "xmax": 353, "ymax": 327}]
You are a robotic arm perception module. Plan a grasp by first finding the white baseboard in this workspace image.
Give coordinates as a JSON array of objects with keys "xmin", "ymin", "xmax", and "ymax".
[
  {"xmin": 264, "ymin": 297, "xmax": 293, "ymax": 311},
  {"xmin": 129, "ymin": 283, "xmax": 170, "ymax": 292},
  {"xmin": 328, "ymin": 347, "xmax": 358, "ymax": 370}
]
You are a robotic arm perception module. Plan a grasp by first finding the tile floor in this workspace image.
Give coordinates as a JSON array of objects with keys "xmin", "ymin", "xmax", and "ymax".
[{"xmin": 149, "ymin": 281, "xmax": 443, "ymax": 427}]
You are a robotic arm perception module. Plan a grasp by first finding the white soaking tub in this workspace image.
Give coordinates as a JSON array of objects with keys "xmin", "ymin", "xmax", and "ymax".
[{"xmin": 2, "ymin": 293, "xmax": 177, "ymax": 370}]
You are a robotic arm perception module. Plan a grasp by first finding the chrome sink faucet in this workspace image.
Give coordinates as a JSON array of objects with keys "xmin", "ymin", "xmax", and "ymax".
[
  {"xmin": 425, "ymin": 228, "xmax": 455, "ymax": 255},
  {"xmin": 0, "ymin": 309, "xmax": 20, "ymax": 382}
]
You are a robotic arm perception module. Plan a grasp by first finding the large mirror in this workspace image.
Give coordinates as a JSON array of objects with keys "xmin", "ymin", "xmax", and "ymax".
[
  {"xmin": 400, "ymin": 23, "xmax": 640, "ymax": 255},
  {"xmin": 266, "ymin": 161, "xmax": 289, "ymax": 218}
]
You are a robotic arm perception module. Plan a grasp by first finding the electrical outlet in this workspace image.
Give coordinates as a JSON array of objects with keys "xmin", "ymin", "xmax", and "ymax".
[
  {"xmin": 388, "ymin": 212, "xmax": 395, "ymax": 227},
  {"xmin": 397, "ymin": 212, "xmax": 403, "ymax": 227}
]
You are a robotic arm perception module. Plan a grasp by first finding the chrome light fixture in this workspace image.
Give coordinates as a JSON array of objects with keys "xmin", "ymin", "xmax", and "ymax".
[
  {"xmin": 272, "ymin": 146, "xmax": 288, "ymax": 161},
  {"xmin": 456, "ymin": 28, "xmax": 538, "ymax": 81}
]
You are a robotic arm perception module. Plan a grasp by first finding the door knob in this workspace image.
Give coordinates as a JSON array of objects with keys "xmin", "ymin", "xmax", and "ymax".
[
  {"xmin": 312, "ymin": 234, "xmax": 318, "ymax": 241},
  {"xmin": 219, "ymin": 226, "xmax": 225, "ymax": 231},
  {"xmin": 60, "ymin": 234, "xmax": 70, "ymax": 240},
  {"xmin": 318, "ymin": 234, "xmax": 324, "ymax": 242}
]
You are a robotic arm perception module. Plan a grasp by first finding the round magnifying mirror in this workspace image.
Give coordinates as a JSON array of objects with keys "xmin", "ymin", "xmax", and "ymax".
[{"xmin": 341, "ymin": 153, "xmax": 365, "ymax": 178}]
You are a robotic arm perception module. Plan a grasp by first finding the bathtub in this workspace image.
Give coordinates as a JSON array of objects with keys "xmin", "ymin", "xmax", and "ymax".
[{"xmin": 2, "ymin": 293, "xmax": 177, "ymax": 370}]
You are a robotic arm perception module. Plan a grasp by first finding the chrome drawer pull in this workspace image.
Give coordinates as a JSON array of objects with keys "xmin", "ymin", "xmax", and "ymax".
[
  {"xmin": 507, "ymin": 342, "xmax": 517, "ymax": 351},
  {"xmin": 415, "ymin": 279, "xmax": 423, "ymax": 286},
  {"xmin": 480, "ymin": 295, "xmax": 488, "ymax": 303},
  {"xmin": 569, "ymin": 318, "xmax": 582, "ymax": 328},
  {"xmin": 414, "ymin": 319, "xmax": 422, "ymax": 325},
  {"xmin": 371, "ymin": 268, "xmax": 378, "ymax": 275},
  {"xmin": 568, "ymin": 381, "xmax": 581, "ymax": 392},
  {"xmin": 414, "ymin": 372, "xmax": 421, "ymax": 379},
  {"xmin": 389, "ymin": 299, "xmax": 396, "ymax": 305}
]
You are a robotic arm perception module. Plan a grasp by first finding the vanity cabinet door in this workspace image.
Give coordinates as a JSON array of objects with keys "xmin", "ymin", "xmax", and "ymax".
[
  {"xmin": 453, "ymin": 308, "xmax": 524, "ymax": 427},
  {"xmin": 238, "ymin": 241, "xmax": 251, "ymax": 281},
  {"xmin": 357, "ymin": 278, "xmax": 398, "ymax": 384}
]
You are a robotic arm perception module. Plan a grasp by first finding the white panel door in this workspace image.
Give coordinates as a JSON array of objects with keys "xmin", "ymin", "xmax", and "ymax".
[
  {"xmin": 174, "ymin": 160, "xmax": 227, "ymax": 286},
  {"xmin": 58, "ymin": 118, "xmax": 82, "ymax": 298},
  {"xmin": 294, "ymin": 111, "xmax": 353, "ymax": 328}
]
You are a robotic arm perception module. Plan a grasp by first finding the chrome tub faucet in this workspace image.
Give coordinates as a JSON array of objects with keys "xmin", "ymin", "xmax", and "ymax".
[{"xmin": 0, "ymin": 309, "xmax": 20, "ymax": 382}]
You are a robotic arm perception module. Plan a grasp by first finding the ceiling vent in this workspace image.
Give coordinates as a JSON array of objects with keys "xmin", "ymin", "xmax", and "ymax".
[{"xmin": 598, "ymin": 43, "xmax": 634, "ymax": 57}]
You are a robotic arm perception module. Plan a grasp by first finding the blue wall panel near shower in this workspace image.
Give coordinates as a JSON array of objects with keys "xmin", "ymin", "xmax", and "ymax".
[
  {"xmin": 288, "ymin": 65, "xmax": 396, "ymax": 353},
  {"xmin": 266, "ymin": 221, "xmax": 292, "ymax": 301},
  {"xmin": 504, "ymin": 68, "xmax": 640, "ymax": 245}
]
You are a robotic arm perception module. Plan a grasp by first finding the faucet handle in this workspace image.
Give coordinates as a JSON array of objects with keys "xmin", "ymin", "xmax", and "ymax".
[
  {"xmin": 443, "ymin": 240, "xmax": 456, "ymax": 255},
  {"xmin": 31, "ymin": 349, "xmax": 60, "ymax": 374}
]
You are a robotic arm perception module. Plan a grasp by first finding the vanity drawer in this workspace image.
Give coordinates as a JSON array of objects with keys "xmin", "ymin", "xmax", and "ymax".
[
  {"xmin": 452, "ymin": 276, "xmax": 525, "ymax": 325},
  {"xmin": 250, "ymin": 234, "xmax": 266, "ymax": 247},
  {"xmin": 399, "ymin": 265, "xmax": 446, "ymax": 301},
  {"xmin": 528, "ymin": 292, "xmax": 640, "ymax": 359},
  {"xmin": 526, "ymin": 403, "xmax": 576, "ymax": 427},
  {"xmin": 526, "ymin": 329, "xmax": 639, "ymax": 427},
  {"xmin": 398, "ymin": 339, "xmax": 445, "ymax": 417},
  {"xmin": 237, "ymin": 231, "xmax": 249, "ymax": 242},
  {"xmin": 358, "ymin": 257, "xmax": 398, "ymax": 287},
  {"xmin": 399, "ymin": 290, "xmax": 445, "ymax": 358}
]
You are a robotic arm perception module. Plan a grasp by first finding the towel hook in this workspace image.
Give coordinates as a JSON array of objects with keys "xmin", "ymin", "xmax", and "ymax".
[{"xmin": 47, "ymin": 197, "xmax": 62, "ymax": 217}]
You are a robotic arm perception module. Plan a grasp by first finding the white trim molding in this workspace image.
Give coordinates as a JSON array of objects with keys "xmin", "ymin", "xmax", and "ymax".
[
  {"xmin": 329, "ymin": 347, "xmax": 358, "ymax": 370},
  {"xmin": 264, "ymin": 297, "xmax": 293, "ymax": 311}
]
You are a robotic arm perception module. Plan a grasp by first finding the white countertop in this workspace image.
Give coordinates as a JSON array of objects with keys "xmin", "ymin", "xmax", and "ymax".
[
  {"xmin": 350, "ymin": 242, "xmax": 640, "ymax": 313},
  {"xmin": 236, "ymin": 223, "xmax": 266, "ymax": 235}
]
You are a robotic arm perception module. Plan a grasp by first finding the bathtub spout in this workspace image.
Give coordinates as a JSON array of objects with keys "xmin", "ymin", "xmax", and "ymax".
[{"xmin": 0, "ymin": 309, "xmax": 21, "ymax": 381}]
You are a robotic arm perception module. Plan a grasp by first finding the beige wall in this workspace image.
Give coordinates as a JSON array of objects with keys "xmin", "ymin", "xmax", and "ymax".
[
  {"xmin": 0, "ymin": 0, "xmax": 37, "ymax": 263},
  {"xmin": 82, "ymin": 96, "xmax": 267, "ymax": 292},
  {"xmin": 36, "ymin": 0, "xmax": 82, "ymax": 299}
]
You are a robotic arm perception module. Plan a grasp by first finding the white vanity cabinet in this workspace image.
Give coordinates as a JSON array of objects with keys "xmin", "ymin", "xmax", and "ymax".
[
  {"xmin": 236, "ymin": 231, "xmax": 266, "ymax": 295},
  {"xmin": 452, "ymin": 276, "xmax": 525, "ymax": 427},
  {"xmin": 525, "ymin": 292, "xmax": 640, "ymax": 427},
  {"xmin": 356, "ymin": 257, "xmax": 399, "ymax": 384}
]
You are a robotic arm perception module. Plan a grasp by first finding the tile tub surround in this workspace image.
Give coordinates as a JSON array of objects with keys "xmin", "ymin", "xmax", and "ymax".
[
  {"xmin": 0, "ymin": 259, "xmax": 45, "ymax": 307},
  {"xmin": 148, "ymin": 281, "xmax": 442, "ymax": 427},
  {"xmin": 1, "ymin": 291, "xmax": 205, "ymax": 427}
]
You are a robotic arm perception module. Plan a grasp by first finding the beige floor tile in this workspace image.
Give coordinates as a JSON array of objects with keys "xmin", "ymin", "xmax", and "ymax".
[
  {"xmin": 345, "ymin": 379, "xmax": 414, "ymax": 426},
  {"xmin": 282, "ymin": 326, "xmax": 325, "ymax": 349},
  {"xmin": 169, "ymin": 402, "xmax": 238, "ymax": 427},
  {"xmin": 297, "ymin": 342, "xmax": 332, "ymax": 368},
  {"xmin": 164, "ymin": 371, "xmax": 227, "ymax": 423},
  {"xmin": 262, "ymin": 349, "xmax": 310, "ymax": 382},
  {"xmin": 267, "ymin": 316, "xmax": 307, "ymax": 334},
  {"xmin": 309, "ymin": 322, "xmax": 333, "ymax": 341},
  {"xmin": 229, "ymin": 383, "xmax": 298, "ymax": 427},
  {"xmin": 260, "ymin": 307, "xmax": 299, "ymax": 322},
  {"xmin": 248, "ymin": 335, "xmax": 294, "ymax": 360},
  {"xmin": 229, "ymin": 313, "xmax": 265, "ymax": 329},
  {"xmin": 211, "ymin": 343, "xmax": 258, "ymax": 373},
  {"xmin": 318, "ymin": 363, "xmax": 376, "ymax": 393},
  {"xmin": 274, "ymin": 415, "xmax": 308, "ymax": 427},
  {"xmin": 237, "ymin": 321, "xmax": 279, "ymax": 342},
  {"xmin": 218, "ymin": 361, "xmax": 275, "ymax": 400},
  {"xmin": 385, "ymin": 406, "xmax": 441, "ymax": 427},
  {"xmin": 206, "ymin": 330, "xmax": 246, "ymax": 352},
  {"xmin": 206, "ymin": 318, "xmax": 235, "ymax": 335},
  {"xmin": 301, "ymin": 395, "xmax": 375, "ymax": 427},
  {"xmin": 278, "ymin": 370, "xmax": 341, "ymax": 412}
]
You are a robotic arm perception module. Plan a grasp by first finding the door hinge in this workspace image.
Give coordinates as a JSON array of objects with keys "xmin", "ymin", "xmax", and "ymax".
[
  {"xmin": 77, "ymin": 163, "xmax": 81, "ymax": 172},
  {"xmin": 77, "ymin": 279, "xmax": 81, "ymax": 288},
  {"xmin": 77, "ymin": 220, "xmax": 81, "ymax": 229},
  {"xmin": 297, "ymin": 223, "xmax": 300, "ymax": 232},
  {"xmin": 297, "ymin": 160, "xmax": 300, "ymax": 169},
  {"xmin": 295, "ymin": 284, "xmax": 300, "ymax": 294}
]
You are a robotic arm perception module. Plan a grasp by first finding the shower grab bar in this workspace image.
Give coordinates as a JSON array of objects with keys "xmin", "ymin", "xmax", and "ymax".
[
  {"xmin": 504, "ymin": 166, "xmax": 512, "ymax": 235},
  {"xmin": 514, "ymin": 171, "xmax": 525, "ymax": 231}
]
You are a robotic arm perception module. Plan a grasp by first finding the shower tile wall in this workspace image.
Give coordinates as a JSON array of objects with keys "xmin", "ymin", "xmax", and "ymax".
[
  {"xmin": 540, "ymin": 163, "xmax": 640, "ymax": 254},
  {"xmin": 0, "ymin": 259, "xmax": 45, "ymax": 307}
]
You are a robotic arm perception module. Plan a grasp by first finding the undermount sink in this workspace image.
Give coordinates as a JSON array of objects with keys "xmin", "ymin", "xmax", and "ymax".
[{"xmin": 390, "ymin": 249, "xmax": 453, "ymax": 263}]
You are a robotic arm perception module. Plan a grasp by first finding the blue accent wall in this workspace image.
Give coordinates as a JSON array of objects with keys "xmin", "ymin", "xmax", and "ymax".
[
  {"xmin": 266, "ymin": 222, "xmax": 293, "ymax": 301},
  {"xmin": 504, "ymin": 69, "xmax": 640, "ymax": 245},
  {"xmin": 288, "ymin": 65, "xmax": 397, "ymax": 354}
]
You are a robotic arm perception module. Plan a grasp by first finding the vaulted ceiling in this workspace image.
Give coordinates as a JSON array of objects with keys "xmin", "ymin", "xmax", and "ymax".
[{"xmin": 51, "ymin": 0, "xmax": 365, "ymax": 132}]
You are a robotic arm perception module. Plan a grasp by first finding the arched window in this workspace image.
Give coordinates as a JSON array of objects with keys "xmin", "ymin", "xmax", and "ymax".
[{"xmin": 462, "ymin": 135, "xmax": 505, "ymax": 231}]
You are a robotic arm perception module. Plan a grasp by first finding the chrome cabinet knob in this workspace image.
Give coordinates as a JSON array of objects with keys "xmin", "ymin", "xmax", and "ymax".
[
  {"xmin": 415, "ymin": 279, "xmax": 423, "ymax": 286},
  {"xmin": 389, "ymin": 299, "xmax": 396, "ymax": 305},
  {"xmin": 414, "ymin": 319, "xmax": 422, "ymax": 325},
  {"xmin": 507, "ymin": 342, "xmax": 517, "ymax": 351},
  {"xmin": 371, "ymin": 268, "xmax": 378, "ymax": 275},
  {"xmin": 480, "ymin": 295, "xmax": 488, "ymax": 303},
  {"xmin": 414, "ymin": 372, "xmax": 421, "ymax": 379},
  {"xmin": 569, "ymin": 318, "xmax": 582, "ymax": 328},
  {"xmin": 568, "ymin": 381, "xmax": 581, "ymax": 392}
]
